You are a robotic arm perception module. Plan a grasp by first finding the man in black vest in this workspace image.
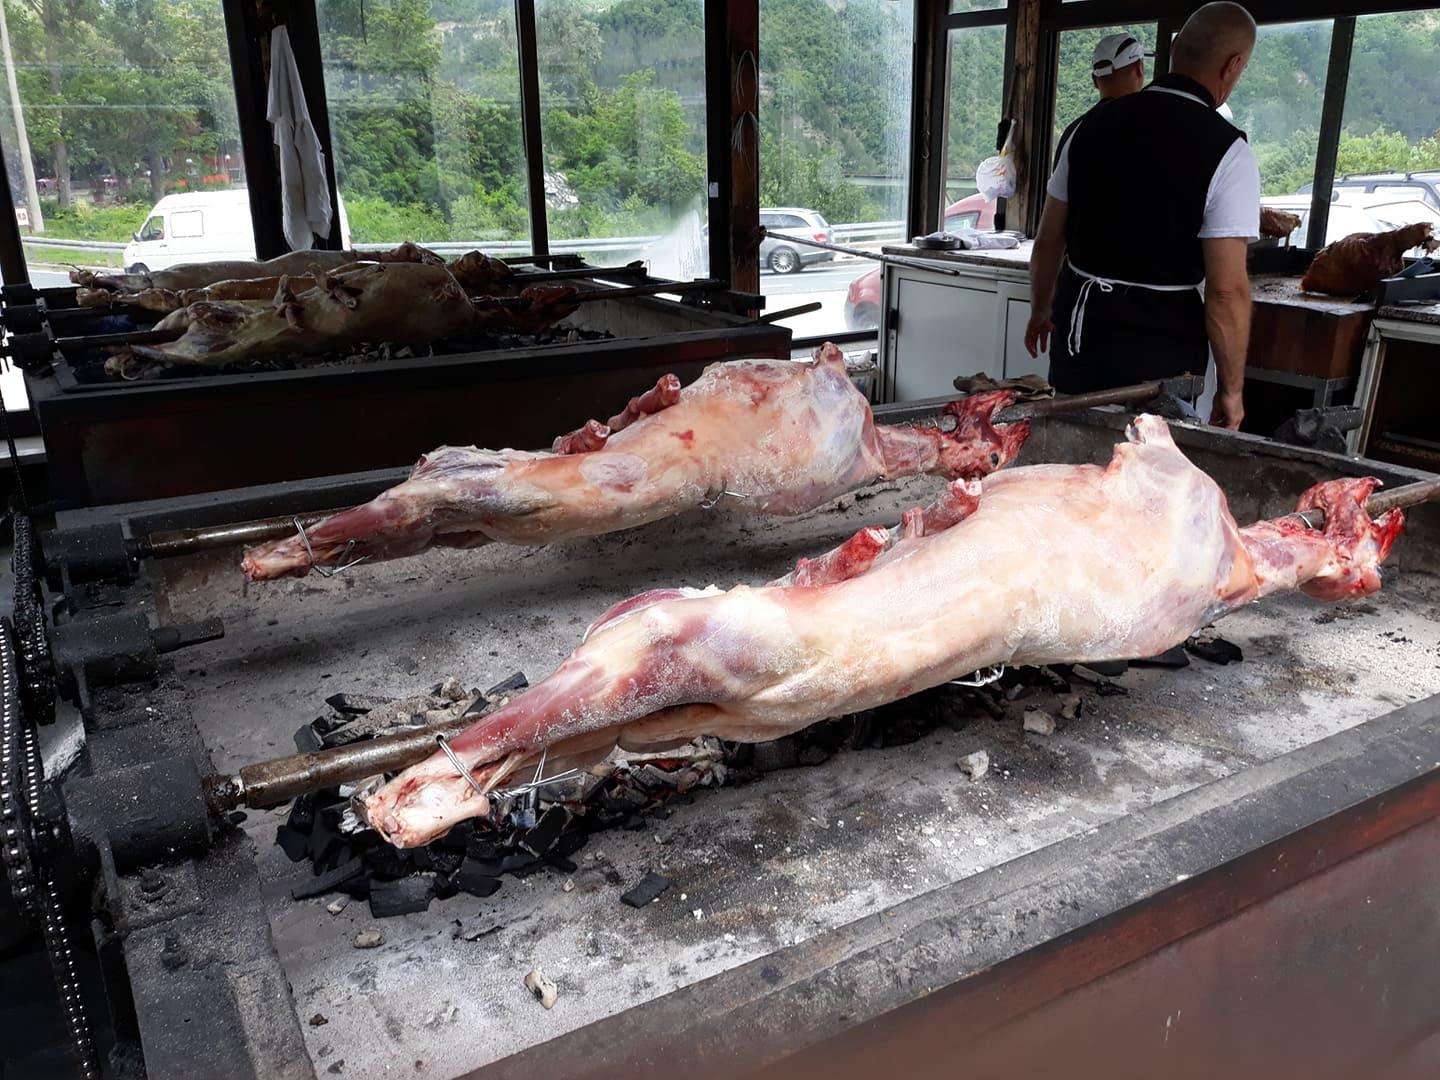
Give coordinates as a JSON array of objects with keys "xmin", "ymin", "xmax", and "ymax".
[{"xmin": 1025, "ymin": 2, "xmax": 1260, "ymax": 430}]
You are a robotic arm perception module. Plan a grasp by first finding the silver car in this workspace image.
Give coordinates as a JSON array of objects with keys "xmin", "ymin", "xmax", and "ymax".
[{"xmin": 760, "ymin": 208, "xmax": 835, "ymax": 274}]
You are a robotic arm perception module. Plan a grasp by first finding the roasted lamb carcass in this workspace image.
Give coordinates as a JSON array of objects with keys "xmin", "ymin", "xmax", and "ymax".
[
  {"xmin": 1301, "ymin": 221, "xmax": 1438, "ymax": 296},
  {"xmin": 72, "ymin": 242, "xmax": 448, "ymax": 300},
  {"xmin": 366, "ymin": 416, "xmax": 1404, "ymax": 848},
  {"xmin": 240, "ymin": 344, "xmax": 1029, "ymax": 581},
  {"xmin": 106, "ymin": 261, "xmax": 527, "ymax": 373},
  {"xmin": 1259, "ymin": 206, "xmax": 1302, "ymax": 240}
]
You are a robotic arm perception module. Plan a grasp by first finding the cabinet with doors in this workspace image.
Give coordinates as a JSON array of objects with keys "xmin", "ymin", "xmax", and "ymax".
[{"xmin": 877, "ymin": 244, "xmax": 1044, "ymax": 402}]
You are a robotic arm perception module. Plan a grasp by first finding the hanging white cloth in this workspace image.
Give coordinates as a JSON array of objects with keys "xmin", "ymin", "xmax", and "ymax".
[{"xmin": 267, "ymin": 25, "xmax": 332, "ymax": 251}]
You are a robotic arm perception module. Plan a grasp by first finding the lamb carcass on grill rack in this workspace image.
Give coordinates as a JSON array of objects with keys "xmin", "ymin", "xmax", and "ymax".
[
  {"xmin": 364, "ymin": 415, "xmax": 1405, "ymax": 848},
  {"xmin": 240, "ymin": 343, "xmax": 1030, "ymax": 581},
  {"xmin": 1301, "ymin": 221, "xmax": 1438, "ymax": 296}
]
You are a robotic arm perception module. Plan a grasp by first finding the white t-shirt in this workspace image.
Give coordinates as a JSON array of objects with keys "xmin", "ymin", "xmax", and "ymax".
[{"xmin": 1046, "ymin": 89, "xmax": 1261, "ymax": 241}]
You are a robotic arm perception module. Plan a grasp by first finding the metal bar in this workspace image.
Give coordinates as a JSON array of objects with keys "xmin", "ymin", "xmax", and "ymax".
[
  {"xmin": 135, "ymin": 509, "xmax": 341, "ymax": 560},
  {"xmin": 990, "ymin": 374, "xmax": 1206, "ymax": 423},
  {"xmin": 561, "ymin": 278, "xmax": 727, "ymax": 304},
  {"xmin": 704, "ymin": 0, "xmax": 733, "ymax": 288},
  {"xmin": 924, "ymin": 1, "xmax": 952, "ymax": 237},
  {"xmin": 221, "ymin": 0, "xmax": 287, "ymax": 261},
  {"xmin": 907, "ymin": 0, "xmax": 943, "ymax": 240},
  {"xmin": 1309, "ymin": 17, "xmax": 1355, "ymax": 252},
  {"xmin": 762, "ymin": 231, "xmax": 963, "ymax": 276},
  {"xmin": 758, "ymin": 302, "xmax": 823, "ymax": 324},
  {"xmin": 207, "ymin": 708, "xmax": 485, "ymax": 811},
  {"xmin": 54, "ymin": 328, "xmax": 182, "ymax": 351},
  {"xmin": 514, "ymin": 0, "xmax": 549, "ymax": 257},
  {"xmin": 0, "ymin": 124, "xmax": 29, "ymax": 285},
  {"xmin": 1295, "ymin": 477, "xmax": 1440, "ymax": 530}
]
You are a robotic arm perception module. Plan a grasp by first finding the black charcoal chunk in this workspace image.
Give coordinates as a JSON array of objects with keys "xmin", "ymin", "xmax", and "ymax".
[
  {"xmin": 307, "ymin": 815, "xmax": 342, "ymax": 867},
  {"xmin": 1132, "ymin": 645, "xmax": 1190, "ymax": 669},
  {"xmin": 1079, "ymin": 660, "xmax": 1129, "ymax": 677},
  {"xmin": 551, "ymin": 830, "xmax": 589, "ymax": 859},
  {"xmin": 436, "ymin": 822, "xmax": 475, "ymax": 852},
  {"xmin": 483, "ymin": 671, "xmax": 529, "ymax": 698},
  {"xmin": 466, "ymin": 838, "xmax": 508, "ymax": 862},
  {"xmin": 453, "ymin": 858, "xmax": 503, "ymax": 897},
  {"xmin": 796, "ymin": 744, "xmax": 831, "ymax": 767},
  {"xmin": 364, "ymin": 846, "xmax": 414, "ymax": 880},
  {"xmin": 521, "ymin": 807, "xmax": 569, "ymax": 856},
  {"xmin": 291, "ymin": 858, "xmax": 366, "ymax": 900},
  {"xmin": 752, "ymin": 738, "xmax": 799, "ymax": 773},
  {"xmin": 287, "ymin": 795, "xmax": 316, "ymax": 834},
  {"xmin": 324, "ymin": 692, "xmax": 397, "ymax": 715},
  {"xmin": 1185, "ymin": 635, "xmax": 1243, "ymax": 665},
  {"xmin": 276, "ymin": 824, "xmax": 310, "ymax": 863},
  {"xmin": 226, "ymin": 811, "xmax": 248, "ymax": 827},
  {"xmin": 293, "ymin": 723, "xmax": 325, "ymax": 753},
  {"xmin": 544, "ymin": 855, "xmax": 578, "ymax": 874},
  {"xmin": 500, "ymin": 853, "xmax": 544, "ymax": 877},
  {"xmin": 369, "ymin": 874, "xmax": 437, "ymax": 917},
  {"xmin": 621, "ymin": 872, "xmax": 672, "ymax": 909},
  {"xmin": 426, "ymin": 847, "xmax": 464, "ymax": 876}
]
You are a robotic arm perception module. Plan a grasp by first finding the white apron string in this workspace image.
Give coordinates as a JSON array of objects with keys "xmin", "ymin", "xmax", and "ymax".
[{"xmin": 1065, "ymin": 259, "xmax": 1201, "ymax": 356}]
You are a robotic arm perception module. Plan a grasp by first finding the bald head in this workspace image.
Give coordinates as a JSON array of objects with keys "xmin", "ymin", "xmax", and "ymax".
[{"xmin": 1171, "ymin": 2, "xmax": 1257, "ymax": 106}]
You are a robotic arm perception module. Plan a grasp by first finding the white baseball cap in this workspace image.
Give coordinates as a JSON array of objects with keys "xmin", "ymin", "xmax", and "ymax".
[{"xmin": 1092, "ymin": 33, "xmax": 1146, "ymax": 76}]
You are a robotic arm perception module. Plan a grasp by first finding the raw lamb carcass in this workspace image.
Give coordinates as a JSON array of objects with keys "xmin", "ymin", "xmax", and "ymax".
[
  {"xmin": 1300, "ymin": 221, "xmax": 1437, "ymax": 296},
  {"xmin": 240, "ymin": 344, "xmax": 1029, "ymax": 581},
  {"xmin": 365, "ymin": 416, "xmax": 1403, "ymax": 848}
]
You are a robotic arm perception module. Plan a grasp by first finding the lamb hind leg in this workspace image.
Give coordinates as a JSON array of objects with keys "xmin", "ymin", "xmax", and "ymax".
[{"xmin": 873, "ymin": 391, "xmax": 1030, "ymax": 481}]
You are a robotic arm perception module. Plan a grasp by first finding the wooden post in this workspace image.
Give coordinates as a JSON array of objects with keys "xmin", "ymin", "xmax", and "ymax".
[
  {"xmin": 706, "ymin": 0, "xmax": 760, "ymax": 298},
  {"xmin": 1005, "ymin": 0, "xmax": 1044, "ymax": 237}
]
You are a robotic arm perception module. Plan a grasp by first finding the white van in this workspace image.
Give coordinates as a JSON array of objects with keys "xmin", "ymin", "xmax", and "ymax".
[{"xmin": 123, "ymin": 188, "xmax": 352, "ymax": 272}]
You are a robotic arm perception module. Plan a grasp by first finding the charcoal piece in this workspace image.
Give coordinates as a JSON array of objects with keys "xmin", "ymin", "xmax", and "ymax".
[
  {"xmin": 426, "ymin": 847, "xmax": 464, "ymax": 876},
  {"xmin": 324, "ymin": 692, "xmax": 398, "ymax": 715},
  {"xmin": 318, "ymin": 799, "xmax": 350, "ymax": 830},
  {"xmin": 1079, "ymin": 660, "xmax": 1129, "ymax": 677},
  {"xmin": 847, "ymin": 713, "xmax": 878, "ymax": 749},
  {"xmin": 544, "ymin": 855, "xmax": 578, "ymax": 874},
  {"xmin": 307, "ymin": 816, "xmax": 342, "ymax": 867},
  {"xmin": 436, "ymin": 822, "xmax": 474, "ymax": 853},
  {"xmin": 319, "ymin": 843, "xmax": 353, "ymax": 876},
  {"xmin": 797, "ymin": 744, "xmax": 832, "ymax": 767},
  {"xmin": 720, "ymin": 740, "xmax": 755, "ymax": 767},
  {"xmin": 226, "ymin": 811, "xmax": 248, "ymax": 827},
  {"xmin": 1185, "ymin": 635, "xmax": 1243, "ymax": 665},
  {"xmin": 287, "ymin": 795, "xmax": 316, "ymax": 834},
  {"xmin": 291, "ymin": 858, "xmax": 366, "ymax": 900},
  {"xmin": 336, "ymin": 872, "xmax": 373, "ymax": 899},
  {"xmin": 466, "ymin": 838, "xmax": 508, "ymax": 862},
  {"xmin": 453, "ymin": 858, "xmax": 504, "ymax": 897},
  {"xmin": 521, "ymin": 807, "xmax": 569, "ymax": 856},
  {"xmin": 620, "ymin": 872, "xmax": 672, "ymax": 909},
  {"xmin": 621, "ymin": 814, "xmax": 647, "ymax": 831},
  {"xmin": 434, "ymin": 876, "xmax": 459, "ymax": 901},
  {"xmin": 500, "ymin": 852, "xmax": 543, "ymax": 877},
  {"xmin": 276, "ymin": 824, "xmax": 310, "ymax": 863},
  {"xmin": 369, "ymin": 875, "xmax": 437, "ymax": 918},
  {"xmin": 411, "ymin": 846, "xmax": 434, "ymax": 872},
  {"xmin": 1037, "ymin": 667, "xmax": 1072, "ymax": 694},
  {"xmin": 485, "ymin": 671, "xmax": 530, "ymax": 697},
  {"xmin": 582, "ymin": 774, "xmax": 617, "ymax": 804},
  {"xmin": 365, "ymin": 846, "xmax": 414, "ymax": 880},
  {"xmin": 1096, "ymin": 679, "xmax": 1128, "ymax": 698},
  {"xmin": 1132, "ymin": 645, "xmax": 1190, "ymax": 669},
  {"xmin": 293, "ymin": 723, "xmax": 325, "ymax": 753},
  {"xmin": 752, "ymin": 738, "xmax": 799, "ymax": 773}
]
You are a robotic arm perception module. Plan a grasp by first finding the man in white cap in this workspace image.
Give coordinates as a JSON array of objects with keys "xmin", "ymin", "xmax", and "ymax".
[
  {"xmin": 1026, "ymin": 2, "xmax": 1260, "ymax": 430},
  {"xmin": 1053, "ymin": 33, "xmax": 1148, "ymax": 167}
]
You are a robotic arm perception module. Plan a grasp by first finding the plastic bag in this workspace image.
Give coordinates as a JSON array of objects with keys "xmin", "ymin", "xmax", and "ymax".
[{"xmin": 975, "ymin": 120, "xmax": 1017, "ymax": 202}]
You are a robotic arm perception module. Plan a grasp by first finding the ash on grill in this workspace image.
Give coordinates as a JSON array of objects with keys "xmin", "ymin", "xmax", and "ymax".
[
  {"xmin": 274, "ymin": 635, "xmax": 1241, "ymax": 917},
  {"xmin": 69, "ymin": 324, "xmax": 615, "ymax": 383}
]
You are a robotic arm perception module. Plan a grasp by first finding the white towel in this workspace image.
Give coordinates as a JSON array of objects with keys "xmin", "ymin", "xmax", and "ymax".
[{"xmin": 267, "ymin": 25, "xmax": 332, "ymax": 251}]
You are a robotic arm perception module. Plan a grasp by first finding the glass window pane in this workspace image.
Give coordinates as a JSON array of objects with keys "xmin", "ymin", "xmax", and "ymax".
[
  {"xmin": 1229, "ymin": 18, "xmax": 1332, "ymax": 244},
  {"xmin": 761, "ymin": 0, "xmax": 913, "ymax": 336},
  {"xmin": 535, "ymin": 0, "xmax": 708, "ymax": 278},
  {"xmin": 943, "ymin": 24, "xmax": 1006, "ymax": 221},
  {"xmin": 1331, "ymin": 13, "xmax": 1440, "ymax": 243},
  {"xmin": 949, "ymin": 0, "xmax": 1006, "ymax": 12},
  {"xmin": 1052, "ymin": 25, "xmax": 1156, "ymax": 159},
  {"xmin": 317, "ymin": 0, "xmax": 531, "ymax": 250},
  {"xmin": 0, "ymin": 0, "xmax": 243, "ymax": 289}
]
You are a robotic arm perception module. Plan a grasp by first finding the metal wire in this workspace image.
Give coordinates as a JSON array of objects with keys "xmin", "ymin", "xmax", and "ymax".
[
  {"xmin": 949, "ymin": 664, "xmax": 1006, "ymax": 688},
  {"xmin": 291, "ymin": 516, "xmax": 369, "ymax": 578}
]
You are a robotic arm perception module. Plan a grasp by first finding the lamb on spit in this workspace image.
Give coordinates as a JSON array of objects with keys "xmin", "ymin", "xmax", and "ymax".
[
  {"xmin": 240, "ymin": 344, "xmax": 1030, "ymax": 581},
  {"xmin": 104, "ymin": 262, "xmax": 580, "ymax": 374},
  {"xmin": 365, "ymin": 415, "xmax": 1404, "ymax": 848},
  {"xmin": 1301, "ymin": 221, "xmax": 1437, "ymax": 296},
  {"xmin": 1258, "ymin": 206, "xmax": 1302, "ymax": 240}
]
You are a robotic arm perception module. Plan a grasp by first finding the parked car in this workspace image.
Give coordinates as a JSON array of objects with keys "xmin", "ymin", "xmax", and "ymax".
[
  {"xmin": 1298, "ymin": 171, "xmax": 1440, "ymax": 211},
  {"xmin": 760, "ymin": 207, "xmax": 835, "ymax": 274},
  {"xmin": 1260, "ymin": 191, "xmax": 1440, "ymax": 253},
  {"xmin": 123, "ymin": 188, "xmax": 351, "ymax": 273},
  {"xmin": 842, "ymin": 193, "xmax": 996, "ymax": 330}
]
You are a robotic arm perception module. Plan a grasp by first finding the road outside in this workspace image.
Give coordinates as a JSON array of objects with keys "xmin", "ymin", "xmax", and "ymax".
[{"xmin": 759, "ymin": 257, "xmax": 875, "ymax": 340}]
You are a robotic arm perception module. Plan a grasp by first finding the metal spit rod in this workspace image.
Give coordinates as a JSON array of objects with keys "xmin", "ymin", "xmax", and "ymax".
[
  {"xmin": 991, "ymin": 374, "xmax": 1207, "ymax": 424},
  {"xmin": 762, "ymin": 229, "xmax": 964, "ymax": 277},
  {"xmin": 135, "ymin": 509, "xmax": 342, "ymax": 559}
]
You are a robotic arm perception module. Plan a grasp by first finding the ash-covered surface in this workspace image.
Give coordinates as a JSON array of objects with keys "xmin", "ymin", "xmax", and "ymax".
[
  {"xmin": 70, "ymin": 324, "xmax": 613, "ymax": 383},
  {"xmin": 148, "ymin": 470, "xmax": 1440, "ymax": 1080}
]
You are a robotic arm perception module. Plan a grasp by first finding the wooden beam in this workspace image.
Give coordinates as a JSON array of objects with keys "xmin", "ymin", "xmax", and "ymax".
[
  {"xmin": 222, "ymin": 0, "xmax": 286, "ymax": 260},
  {"xmin": 1005, "ymin": 0, "xmax": 1044, "ymax": 236},
  {"xmin": 706, "ymin": 0, "xmax": 760, "ymax": 297}
]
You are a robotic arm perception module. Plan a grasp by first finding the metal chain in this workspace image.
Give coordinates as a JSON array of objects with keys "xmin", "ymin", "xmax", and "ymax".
[
  {"xmin": 11, "ymin": 514, "xmax": 55, "ymax": 725},
  {"xmin": 1, "ymin": 620, "xmax": 99, "ymax": 1078}
]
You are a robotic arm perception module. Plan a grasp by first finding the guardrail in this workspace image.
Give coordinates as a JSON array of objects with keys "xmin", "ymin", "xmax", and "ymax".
[{"xmin": 20, "ymin": 218, "xmax": 908, "ymax": 263}]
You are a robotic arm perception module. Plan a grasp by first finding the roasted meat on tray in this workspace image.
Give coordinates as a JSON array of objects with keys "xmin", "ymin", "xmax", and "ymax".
[
  {"xmin": 1300, "ymin": 221, "xmax": 1437, "ymax": 296},
  {"xmin": 365, "ymin": 415, "xmax": 1404, "ymax": 848},
  {"xmin": 240, "ymin": 343, "xmax": 1030, "ymax": 581}
]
